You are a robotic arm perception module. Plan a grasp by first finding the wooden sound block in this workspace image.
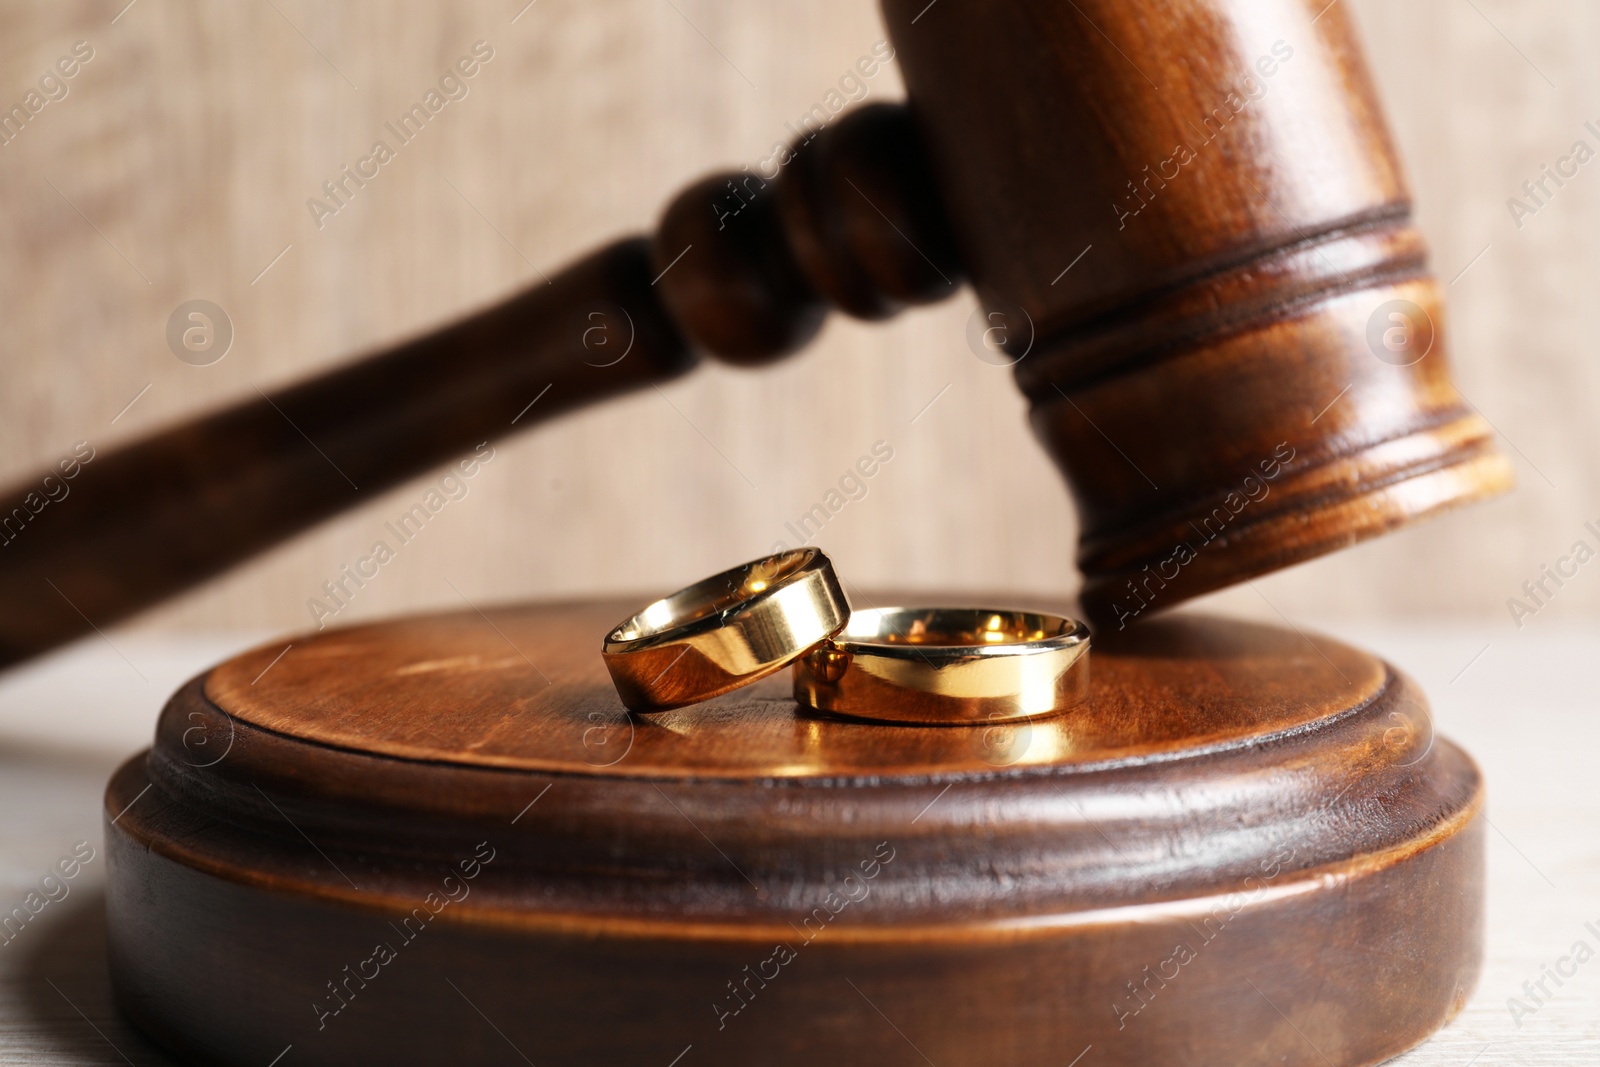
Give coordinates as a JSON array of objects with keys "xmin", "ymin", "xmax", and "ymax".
[{"xmin": 103, "ymin": 601, "xmax": 1482, "ymax": 1067}]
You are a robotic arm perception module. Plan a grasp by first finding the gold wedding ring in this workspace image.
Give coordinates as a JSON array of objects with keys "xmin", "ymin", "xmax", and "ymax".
[
  {"xmin": 792, "ymin": 607, "xmax": 1090, "ymax": 724},
  {"xmin": 602, "ymin": 548, "xmax": 849, "ymax": 712}
]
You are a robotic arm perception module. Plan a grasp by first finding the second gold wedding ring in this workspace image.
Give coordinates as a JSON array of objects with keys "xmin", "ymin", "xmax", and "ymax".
[
  {"xmin": 793, "ymin": 607, "xmax": 1090, "ymax": 724},
  {"xmin": 602, "ymin": 548, "xmax": 849, "ymax": 712}
]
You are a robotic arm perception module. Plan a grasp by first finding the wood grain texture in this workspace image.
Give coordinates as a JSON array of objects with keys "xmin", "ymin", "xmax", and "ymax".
[
  {"xmin": 199, "ymin": 599, "xmax": 1384, "ymax": 778},
  {"xmin": 0, "ymin": 0, "xmax": 1583, "ymax": 643},
  {"xmin": 881, "ymin": 0, "xmax": 1511, "ymax": 623},
  {"xmin": 104, "ymin": 601, "xmax": 1483, "ymax": 1066},
  {"xmin": 0, "ymin": 239, "xmax": 697, "ymax": 666},
  {"xmin": 0, "ymin": 0, "xmax": 1514, "ymax": 659},
  {"xmin": 0, "ymin": 625, "xmax": 1593, "ymax": 1065}
]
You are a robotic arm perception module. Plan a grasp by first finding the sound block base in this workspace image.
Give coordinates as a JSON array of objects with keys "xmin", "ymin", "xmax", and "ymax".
[{"xmin": 104, "ymin": 601, "xmax": 1482, "ymax": 1066}]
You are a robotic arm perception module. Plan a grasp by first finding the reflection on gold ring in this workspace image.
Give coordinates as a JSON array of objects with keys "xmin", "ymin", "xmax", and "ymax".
[
  {"xmin": 792, "ymin": 607, "xmax": 1089, "ymax": 725},
  {"xmin": 602, "ymin": 548, "xmax": 849, "ymax": 712}
]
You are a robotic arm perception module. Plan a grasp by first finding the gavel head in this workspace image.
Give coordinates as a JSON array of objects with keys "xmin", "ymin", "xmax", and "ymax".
[{"xmin": 652, "ymin": 0, "xmax": 1512, "ymax": 628}]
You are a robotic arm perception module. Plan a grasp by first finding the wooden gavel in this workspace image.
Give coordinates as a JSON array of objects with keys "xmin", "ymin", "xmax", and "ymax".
[{"xmin": 0, "ymin": 0, "xmax": 1510, "ymax": 667}]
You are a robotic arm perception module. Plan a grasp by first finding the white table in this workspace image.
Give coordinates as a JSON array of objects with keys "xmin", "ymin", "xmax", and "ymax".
[{"xmin": 0, "ymin": 621, "xmax": 1591, "ymax": 1065}]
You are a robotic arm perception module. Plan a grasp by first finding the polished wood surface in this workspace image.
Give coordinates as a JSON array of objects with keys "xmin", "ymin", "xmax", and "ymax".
[
  {"xmin": 106, "ymin": 601, "xmax": 1482, "ymax": 1066},
  {"xmin": 882, "ymin": 0, "xmax": 1512, "ymax": 623},
  {"xmin": 202, "ymin": 598, "xmax": 1384, "ymax": 778},
  {"xmin": 0, "ymin": 0, "xmax": 1508, "ymax": 666},
  {"xmin": 5, "ymin": 623, "xmax": 1592, "ymax": 1067},
  {"xmin": 652, "ymin": 102, "xmax": 958, "ymax": 364},
  {"xmin": 0, "ymin": 239, "xmax": 696, "ymax": 666}
]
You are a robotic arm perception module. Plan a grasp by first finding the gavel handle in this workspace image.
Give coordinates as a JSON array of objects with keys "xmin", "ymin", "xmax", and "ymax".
[
  {"xmin": 0, "ymin": 105, "xmax": 957, "ymax": 668},
  {"xmin": 0, "ymin": 241, "xmax": 697, "ymax": 668}
]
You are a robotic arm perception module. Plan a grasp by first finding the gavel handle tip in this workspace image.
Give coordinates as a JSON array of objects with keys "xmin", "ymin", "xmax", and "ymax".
[{"xmin": 0, "ymin": 237, "xmax": 696, "ymax": 668}]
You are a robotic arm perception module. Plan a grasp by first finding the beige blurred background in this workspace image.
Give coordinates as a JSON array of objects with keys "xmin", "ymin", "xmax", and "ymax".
[{"xmin": 0, "ymin": 0, "xmax": 1593, "ymax": 641}]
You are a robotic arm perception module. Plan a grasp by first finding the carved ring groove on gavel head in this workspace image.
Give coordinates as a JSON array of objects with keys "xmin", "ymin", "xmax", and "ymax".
[
  {"xmin": 649, "ymin": 0, "xmax": 1513, "ymax": 629},
  {"xmin": 0, "ymin": 0, "xmax": 1511, "ymax": 665}
]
